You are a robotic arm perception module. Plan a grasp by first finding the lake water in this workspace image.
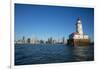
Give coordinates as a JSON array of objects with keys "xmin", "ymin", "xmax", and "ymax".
[{"xmin": 15, "ymin": 44, "xmax": 94, "ymax": 65}]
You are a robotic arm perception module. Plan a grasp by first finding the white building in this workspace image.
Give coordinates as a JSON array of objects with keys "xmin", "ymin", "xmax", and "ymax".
[
  {"xmin": 69, "ymin": 17, "xmax": 89, "ymax": 39},
  {"xmin": 68, "ymin": 17, "xmax": 90, "ymax": 46}
]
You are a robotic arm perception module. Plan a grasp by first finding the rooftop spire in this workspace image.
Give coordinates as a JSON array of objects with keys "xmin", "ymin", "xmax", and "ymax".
[
  {"xmin": 77, "ymin": 16, "xmax": 82, "ymax": 24},
  {"xmin": 77, "ymin": 16, "xmax": 81, "ymax": 21}
]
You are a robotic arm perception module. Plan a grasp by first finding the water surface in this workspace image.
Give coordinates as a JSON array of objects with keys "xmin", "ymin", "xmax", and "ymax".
[{"xmin": 15, "ymin": 44, "xmax": 94, "ymax": 65}]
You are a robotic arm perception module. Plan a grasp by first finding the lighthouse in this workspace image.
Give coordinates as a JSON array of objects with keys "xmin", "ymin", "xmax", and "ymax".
[
  {"xmin": 67, "ymin": 17, "xmax": 90, "ymax": 46},
  {"xmin": 76, "ymin": 17, "xmax": 83, "ymax": 35}
]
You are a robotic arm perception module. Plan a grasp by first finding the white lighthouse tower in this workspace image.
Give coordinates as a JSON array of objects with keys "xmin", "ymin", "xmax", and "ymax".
[
  {"xmin": 68, "ymin": 17, "xmax": 90, "ymax": 46},
  {"xmin": 76, "ymin": 17, "xmax": 83, "ymax": 35}
]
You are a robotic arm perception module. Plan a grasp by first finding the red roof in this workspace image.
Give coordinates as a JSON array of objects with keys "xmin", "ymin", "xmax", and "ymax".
[{"xmin": 71, "ymin": 32, "xmax": 80, "ymax": 35}]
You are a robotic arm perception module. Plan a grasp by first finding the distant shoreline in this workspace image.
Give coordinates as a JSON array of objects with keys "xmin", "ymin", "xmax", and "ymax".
[
  {"xmin": 15, "ymin": 42, "xmax": 94, "ymax": 46},
  {"xmin": 14, "ymin": 43, "xmax": 67, "ymax": 46}
]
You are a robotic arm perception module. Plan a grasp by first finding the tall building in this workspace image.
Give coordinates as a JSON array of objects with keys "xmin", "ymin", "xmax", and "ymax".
[
  {"xmin": 47, "ymin": 37, "xmax": 53, "ymax": 44},
  {"xmin": 62, "ymin": 37, "xmax": 67, "ymax": 44},
  {"xmin": 27, "ymin": 38, "xmax": 31, "ymax": 44},
  {"xmin": 62, "ymin": 37, "xmax": 66, "ymax": 44},
  {"xmin": 22, "ymin": 36, "xmax": 25, "ymax": 44},
  {"xmin": 68, "ymin": 17, "xmax": 90, "ymax": 46}
]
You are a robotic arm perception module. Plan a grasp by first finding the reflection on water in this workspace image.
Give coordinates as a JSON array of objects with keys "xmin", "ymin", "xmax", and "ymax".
[
  {"xmin": 72, "ymin": 46, "xmax": 94, "ymax": 61},
  {"xmin": 15, "ymin": 44, "xmax": 94, "ymax": 65}
]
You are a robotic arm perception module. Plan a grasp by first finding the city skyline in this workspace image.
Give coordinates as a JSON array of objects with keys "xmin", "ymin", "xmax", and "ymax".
[
  {"xmin": 15, "ymin": 4, "xmax": 94, "ymax": 42},
  {"xmin": 15, "ymin": 36, "xmax": 67, "ymax": 44}
]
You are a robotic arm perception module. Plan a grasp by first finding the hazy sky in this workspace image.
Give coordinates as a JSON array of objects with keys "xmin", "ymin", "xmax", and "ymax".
[{"xmin": 15, "ymin": 4, "xmax": 94, "ymax": 41}]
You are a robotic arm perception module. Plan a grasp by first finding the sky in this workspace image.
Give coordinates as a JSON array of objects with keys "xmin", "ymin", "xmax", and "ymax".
[{"xmin": 15, "ymin": 4, "xmax": 94, "ymax": 41}]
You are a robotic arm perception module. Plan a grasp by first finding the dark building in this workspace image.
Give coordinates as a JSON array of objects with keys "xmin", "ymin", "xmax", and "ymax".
[{"xmin": 27, "ymin": 38, "xmax": 31, "ymax": 44}]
